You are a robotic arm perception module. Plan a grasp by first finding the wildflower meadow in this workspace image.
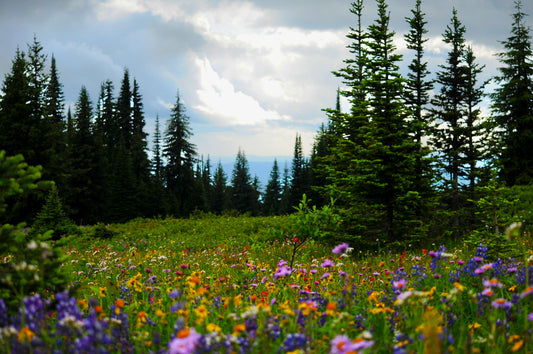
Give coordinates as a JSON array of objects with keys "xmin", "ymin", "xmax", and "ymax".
[{"xmin": 1, "ymin": 215, "xmax": 533, "ymax": 353}]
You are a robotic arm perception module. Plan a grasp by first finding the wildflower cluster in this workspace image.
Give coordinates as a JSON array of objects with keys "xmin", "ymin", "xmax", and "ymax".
[{"xmin": 1, "ymin": 219, "xmax": 532, "ymax": 353}]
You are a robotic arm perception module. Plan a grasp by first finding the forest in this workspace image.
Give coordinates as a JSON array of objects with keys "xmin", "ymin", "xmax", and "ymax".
[{"xmin": 0, "ymin": 0, "xmax": 533, "ymax": 249}]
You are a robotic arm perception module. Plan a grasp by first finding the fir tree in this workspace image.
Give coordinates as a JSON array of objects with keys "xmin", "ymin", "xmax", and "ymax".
[
  {"xmin": 263, "ymin": 159, "xmax": 282, "ymax": 215},
  {"xmin": 66, "ymin": 86, "xmax": 97, "ymax": 223},
  {"xmin": 152, "ymin": 114, "xmax": 164, "ymax": 180},
  {"xmin": 211, "ymin": 161, "xmax": 229, "ymax": 214},
  {"xmin": 163, "ymin": 90, "xmax": 197, "ymax": 216},
  {"xmin": 462, "ymin": 45, "xmax": 489, "ymax": 190},
  {"xmin": 230, "ymin": 148, "xmax": 256, "ymax": 215},
  {"xmin": 404, "ymin": 0, "xmax": 434, "ymax": 192},
  {"xmin": 42, "ymin": 55, "xmax": 68, "ymax": 189},
  {"xmin": 116, "ymin": 69, "xmax": 132, "ymax": 147},
  {"xmin": 491, "ymin": 0, "xmax": 533, "ymax": 186},
  {"xmin": 430, "ymin": 8, "xmax": 469, "ymax": 237},
  {"xmin": 289, "ymin": 134, "xmax": 309, "ymax": 210}
]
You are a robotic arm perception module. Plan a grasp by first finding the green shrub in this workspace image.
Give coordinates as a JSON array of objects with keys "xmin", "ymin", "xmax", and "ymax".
[
  {"xmin": 30, "ymin": 183, "xmax": 79, "ymax": 240},
  {"xmin": 0, "ymin": 151, "xmax": 68, "ymax": 313}
]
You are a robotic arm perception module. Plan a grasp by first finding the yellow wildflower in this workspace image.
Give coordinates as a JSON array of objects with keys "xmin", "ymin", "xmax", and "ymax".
[{"xmin": 207, "ymin": 323, "xmax": 221, "ymax": 332}]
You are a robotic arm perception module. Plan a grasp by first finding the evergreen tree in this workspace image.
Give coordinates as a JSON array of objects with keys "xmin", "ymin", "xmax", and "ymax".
[
  {"xmin": 31, "ymin": 183, "xmax": 76, "ymax": 240},
  {"xmin": 230, "ymin": 148, "xmax": 256, "ymax": 215},
  {"xmin": 201, "ymin": 156, "xmax": 213, "ymax": 211},
  {"xmin": 279, "ymin": 162, "xmax": 291, "ymax": 214},
  {"xmin": 66, "ymin": 86, "xmax": 97, "ymax": 223},
  {"xmin": 462, "ymin": 45, "xmax": 489, "ymax": 190},
  {"xmin": 130, "ymin": 78, "xmax": 152, "ymax": 216},
  {"xmin": 289, "ymin": 134, "xmax": 309, "ymax": 209},
  {"xmin": 430, "ymin": 8, "xmax": 469, "ymax": 237},
  {"xmin": 95, "ymin": 80, "xmax": 116, "ymax": 152},
  {"xmin": 263, "ymin": 159, "xmax": 282, "ymax": 215},
  {"xmin": 42, "ymin": 55, "xmax": 68, "ymax": 189},
  {"xmin": 211, "ymin": 161, "xmax": 229, "ymax": 214},
  {"xmin": 491, "ymin": 0, "xmax": 533, "ymax": 186},
  {"xmin": 318, "ymin": 0, "xmax": 422, "ymax": 244},
  {"xmin": 163, "ymin": 90, "xmax": 197, "ymax": 216},
  {"xmin": 0, "ymin": 47, "xmax": 47, "ymax": 222},
  {"xmin": 116, "ymin": 69, "xmax": 132, "ymax": 147},
  {"xmin": 0, "ymin": 49, "xmax": 33, "ymax": 161},
  {"xmin": 404, "ymin": 0, "xmax": 434, "ymax": 192},
  {"xmin": 152, "ymin": 114, "xmax": 164, "ymax": 180}
]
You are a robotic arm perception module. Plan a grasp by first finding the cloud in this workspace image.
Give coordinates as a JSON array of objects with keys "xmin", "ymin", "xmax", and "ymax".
[
  {"xmin": 96, "ymin": 0, "xmax": 148, "ymax": 20},
  {"xmin": 193, "ymin": 125, "xmax": 316, "ymax": 157},
  {"xmin": 192, "ymin": 56, "xmax": 291, "ymax": 126}
]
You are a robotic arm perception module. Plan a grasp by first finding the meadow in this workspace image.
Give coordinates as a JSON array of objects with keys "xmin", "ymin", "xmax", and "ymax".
[{"xmin": 1, "ymin": 214, "xmax": 533, "ymax": 353}]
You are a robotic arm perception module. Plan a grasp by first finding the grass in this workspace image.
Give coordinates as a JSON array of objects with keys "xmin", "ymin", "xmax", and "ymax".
[{"xmin": 2, "ymin": 214, "xmax": 533, "ymax": 353}]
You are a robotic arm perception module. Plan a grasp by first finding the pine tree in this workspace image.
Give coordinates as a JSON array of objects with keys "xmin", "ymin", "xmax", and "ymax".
[
  {"xmin": 404, "ymin": 0, "xmax": 434, "ymax": 191},
  {"xmin": 430, "ymin": 8, "xmax": 469, "ymax": 237},
  {"xmin": 95, "ymin": 80, "xmax": 116, "ymax": 153},
  {"xmin": 289, "ymin": 134, "xmax": 309, "ymax": 209},
  {"xmin": 279, "ymin": 162, "xmax": 291, "ymax": 214},
  {"xmin": 201, "ymin": 156, "xmax": 213, "ymax": 211},
  {"xmin": 263, "ymin": 159, "xmax": 282, "ymax": 215},
  {"xmin": 130, "ymin": 78, "xmax": 152, "ymax": 216},
  {"xmin": 67, "ymin": 86, "xmax": 97, "ymax": 223},
  {"xmin": 31, "ymin": 183, "xmax": 75, "ymax": 240},
  {"xmin": 211, "ymin": 161, "xmax": 229, "ymax": 214},
  {"xmin": 230, "ymin": 148, "xmax": 256, "ymax": 215},
  {"xmin": 462, "ymin": 46, "xmax": 489, "ymax": 190},
  {"xmin": 116, "ymin": 69, "xmax": 132, "ymax": 147},
  {"xmin": 0, "ymin": 49, "xmax": 33, "ymax": 160},
  {"xmin": 152, "ymin": 114, "xmax": 164, "ymax": 180},
  {"xmin": 42, "ymin": 55, "xmax": 68, "ymax": 189},
  {"xmin": 163, "ymin": 90, "xmax": 197, "ymax": 216},
  {"xmin": 491, "ymin": 0, "xmax": 533, "ymax": 186}
]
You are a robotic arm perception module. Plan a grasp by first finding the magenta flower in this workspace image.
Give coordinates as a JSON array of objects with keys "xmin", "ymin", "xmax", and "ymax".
[{"xmin": 528, "ymin": 313, "xmax": 533, "ymax": 321}]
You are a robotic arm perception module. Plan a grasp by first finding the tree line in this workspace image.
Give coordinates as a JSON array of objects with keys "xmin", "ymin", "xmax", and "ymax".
[
  {"xmin": 0, "ymin": 36, "xmax": 313, "ymax": 223},
  {"xmin": 1, "ymin": 0, "xmax": 532, "ymax": 248}
]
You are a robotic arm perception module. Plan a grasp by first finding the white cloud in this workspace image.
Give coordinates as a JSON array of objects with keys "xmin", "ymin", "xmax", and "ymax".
[
  {"xmin": 96, "ymin": 0, "xmax": 148, "ymax": 20},
  {"xmin": 194, "ymin": 125, "xmax": 316, "ymax": 157},
  {"xmin": 192, "ymin": 56, "xmax": 291, "ymax": 126}
]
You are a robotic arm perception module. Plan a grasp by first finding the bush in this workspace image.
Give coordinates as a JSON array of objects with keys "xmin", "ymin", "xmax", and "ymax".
[
  {"xmin": 0, "ymin": 151, "xmax": 68, "ymax": 314},
  {"xmin": 30, "ymin": 183, "xmax": 79, "ymax": 240}
]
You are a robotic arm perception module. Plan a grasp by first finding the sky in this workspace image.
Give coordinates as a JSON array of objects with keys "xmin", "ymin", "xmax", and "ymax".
[{"xmin": 1, "ymin": 0, "xmax": 532, "ymax": 179}]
